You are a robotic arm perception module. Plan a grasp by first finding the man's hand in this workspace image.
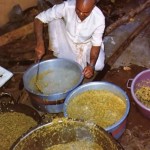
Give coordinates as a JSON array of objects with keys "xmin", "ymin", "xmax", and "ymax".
[{"xmin": 83, "ymin": 65, "xmax": 94, "ymax": 79}]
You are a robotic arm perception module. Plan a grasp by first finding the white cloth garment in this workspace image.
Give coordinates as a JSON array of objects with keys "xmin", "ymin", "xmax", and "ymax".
[{"xmin": 36, "ymin": 0, "xmax": 105, "ymax": 70}]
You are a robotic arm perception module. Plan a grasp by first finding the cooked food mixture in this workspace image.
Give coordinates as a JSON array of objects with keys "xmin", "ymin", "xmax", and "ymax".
[
  {"xmin": 45, "ymin": 140, "xmax": 103, "ymax": 150},
  {"xmin": 0, "ymin": 112, "xmax": 37, "ymax": 150},
  {"xmin": 13, "ymin": 118, "xmax": 119, "ymax": 150},
  {"xmin": 66, "ymin": 90, "xmax": 126, "ymax": 128},
  {"xmin": 30, "ymin": 69, "xmax": 80, "ymax": 94},
  {"xmin": 135, "ymin": 85, "xmax": 150, "ymax": 108}
]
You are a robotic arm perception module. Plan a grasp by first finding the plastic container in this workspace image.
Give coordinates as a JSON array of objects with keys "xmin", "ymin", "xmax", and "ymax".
[{"xmin": 127, "ymin": 69, "xmax": 150, "ymax": 119}]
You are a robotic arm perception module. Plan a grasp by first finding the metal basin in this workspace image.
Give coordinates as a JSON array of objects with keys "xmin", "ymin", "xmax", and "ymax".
[
  {"xmin": 64, "ymin": 81, "xmax": 130, "ymax": 139},
  {"xmin": 23, "ymin": 58, "xmax": 83, "ymax": 113},
  {"xmin": 0, "ymin": 92, "xmax": 42, "ymax": 124},
  {"xmin": 11, "ymin": 119, "xmax": 123, "ymax": 150}
]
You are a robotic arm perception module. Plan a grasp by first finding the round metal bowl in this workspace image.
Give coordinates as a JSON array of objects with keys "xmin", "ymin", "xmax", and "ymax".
[
  {"xmin": 23, "ymin": 58, "xmax": 83, "ymax": 113},
  {"xmin": 0, "ymin": 92, "xmax": 42, "ymax": 124},
  {"xmin": 130, "ymin": 69, "xmax": 150, "ymax": 119},
  {"xmin": 11, "ymin": 118, "xmax": 123, "ymax": 150},
  {"xmin": 64, "ymin": 81, "xmax": 130, "ymax": 139}
]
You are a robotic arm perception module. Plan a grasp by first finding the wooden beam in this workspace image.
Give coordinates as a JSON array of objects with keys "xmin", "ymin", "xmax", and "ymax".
[{"xmin": 0, "ymin": 22, "xmax": 34, "ymax": 47}]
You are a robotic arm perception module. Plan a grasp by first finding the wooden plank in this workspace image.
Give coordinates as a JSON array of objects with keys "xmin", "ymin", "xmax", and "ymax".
[{"xmin": 0, "ymin": 22, "xmax": 34, "ymax": 47}]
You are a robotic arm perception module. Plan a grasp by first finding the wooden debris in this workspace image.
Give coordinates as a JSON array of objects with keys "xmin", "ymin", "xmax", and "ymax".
[
  {"xmin": 123, "ymin": 66, "xmax": 131, "ymax": 71},
  {"xmin": 105, "ymin": 0, "xmax": 150, "ymax": 35},
  {"xmin": 0, "ymin": 22, "xmax": 33, "ymax": 47},
  {"xmin": 0, "ymin": 1, "xmax": 150, "ymax": 47}
]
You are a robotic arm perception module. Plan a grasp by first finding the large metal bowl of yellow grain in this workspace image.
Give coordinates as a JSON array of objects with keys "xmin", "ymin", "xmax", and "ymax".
[
  {"xmin": 64, "ymin": 81, "xmax": 130, "ymax": 139},
  {"xmin": 23, "ymin": 58, "xmax": 83, "ymax": 113},
  {"xmin": 11, "ymin": 118, "xmax": 123, "ymax": 150}
]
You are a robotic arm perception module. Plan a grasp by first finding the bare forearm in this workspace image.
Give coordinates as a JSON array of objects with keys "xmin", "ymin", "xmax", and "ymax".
[
  {"xmin": 34, "ymin": 18, "xmax": 44, "ymax": 44},
  {"xmin": 83, "ymin": 46, "xmax": 100, "ymax": 78},
  {"xmin": 34, "ymin": 18, "xmax": 45, "ymax": 60},
  {"xmin": 90, "ymin": 46, "xmax": 100, "ymax": 66}
]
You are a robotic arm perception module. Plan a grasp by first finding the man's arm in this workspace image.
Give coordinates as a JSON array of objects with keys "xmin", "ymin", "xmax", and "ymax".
[
  {"xmin": 83, "ymin": 46, "xmax": 100, "ymax": 79},
  {"xmin": 34, "ymin": 18, "xmax": 45, "ymax": 61},
  {"xmin": 90, "ymin": 46, "xmax": 100, "ymax": 67}
]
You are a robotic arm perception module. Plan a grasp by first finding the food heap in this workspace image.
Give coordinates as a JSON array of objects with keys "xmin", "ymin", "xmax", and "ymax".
[
  {"xmin": 66, "ymin": 90, "xmax": 126, "ymax": 128},
  {"xmin": 45, "ymin": 140, "xmax": 103, "ymax": 150},
  {"xmin": 0, "ymin": 112, "xmax": 37, "ymax": 150},
  {"xmin": 13, "ymin": 118, "xmax": 120, "ymax": 150},
  {"xmin": 135, "ymin": 79, "xmax": 150, "ymax": 108}
]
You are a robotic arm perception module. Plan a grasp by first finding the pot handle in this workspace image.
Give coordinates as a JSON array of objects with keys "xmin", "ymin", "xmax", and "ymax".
[
  {"xmin": 0, "ymin": 92, "xmax": 16, "ymax": 104},
  {"xmin": 126, "ymin": 79, "xmax": 133, "ymax": 89}
]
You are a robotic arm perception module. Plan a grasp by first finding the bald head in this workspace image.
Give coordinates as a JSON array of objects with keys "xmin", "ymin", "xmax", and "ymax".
[
  {"xmin": 76, "ymin": 0, "xmax": 96, "ymax": 21},
  {"xmin": 77, "ymin": 0, "xmax": 96, "ymax": 6}
]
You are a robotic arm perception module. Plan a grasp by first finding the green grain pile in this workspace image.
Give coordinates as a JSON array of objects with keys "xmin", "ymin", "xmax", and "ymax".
[
  {"xmin": 0, "ymin": 112, "xmax": 37, "ymax": 150},
  {"xmin": 67, "ymin": 90, "xmax": 126, "ymax": 128},
  {"xmin": 135, "ymin": 79, "xmax": 150, "ymax": 108},
  {"xmin": 45, "ymin": 140, "xmax": 103, "ymax": 150}
]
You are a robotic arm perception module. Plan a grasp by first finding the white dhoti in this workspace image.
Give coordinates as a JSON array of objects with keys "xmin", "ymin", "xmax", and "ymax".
[{"xmin": 48, "ymin": 19, "xmax": 105, "ymax": 71}]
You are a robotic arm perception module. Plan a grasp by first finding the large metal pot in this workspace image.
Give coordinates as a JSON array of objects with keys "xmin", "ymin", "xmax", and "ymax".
[
  {"xmin": 23, "ymin": 58, "xmax": 83, "ymax": 113},
  {"xmin": 11, "ymin": 118, "xmax": 123, "ymax": 150},
  {"xmin": 127, "ymin": 69, "xmax": 150, "ymax": 119},
  {"xmin": 0, "ymin": 92, "xmax": 42, "ymax": 149},
  {"xmin": 64, "ymin": 81, "xmax": 130, "ymax": 139},
  {"xmin": 0, "ymin": 92, "xmax": 41, "ymax": 123}
]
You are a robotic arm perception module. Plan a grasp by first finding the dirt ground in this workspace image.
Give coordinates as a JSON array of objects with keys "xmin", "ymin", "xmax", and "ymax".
[
  {"xmin": 0, "ymin": 35, "xmax": 150, "ymax": 149},
  {"xmin": 0, "ymin": 0, "xmax": 150, "ymax": 149},
  {"xmin": 95, "ymin": 65, "xmax": 150, "ymax": 150}
]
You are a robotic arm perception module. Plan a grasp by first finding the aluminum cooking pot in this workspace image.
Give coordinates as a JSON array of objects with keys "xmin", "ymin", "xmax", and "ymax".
[
  {"xmin": 23, "ymin": 58, "xmax": 83, "ymax": 113},
  {"xmin": 11, "ymin": 118, "xmax": 124, "ymax": 150},
  {"xmin": 0, "ymin": 92, "xmax": 42, "ymax": 150},
  {"xmin": 64, "ymin": 81, "xmax": 130, "ymax": 139},
  {"xmin": 0, "ymin": 92, "xmax": 42, "ymax": 123}
]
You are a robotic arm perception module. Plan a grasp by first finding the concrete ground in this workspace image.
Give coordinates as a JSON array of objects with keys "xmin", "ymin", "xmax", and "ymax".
[{"xmin": 104, "ymin": 2, "xmax": 150, "ymax": 69}]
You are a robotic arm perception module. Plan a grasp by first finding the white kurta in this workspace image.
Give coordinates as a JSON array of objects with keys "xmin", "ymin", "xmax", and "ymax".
[{"xmin": 36, "ymin": 0, "xmax": 105, "ymax": 70}]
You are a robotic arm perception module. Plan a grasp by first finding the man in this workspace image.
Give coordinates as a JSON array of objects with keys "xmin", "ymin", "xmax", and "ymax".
[{"xmin": 34, "ymin": 0, "xmax": 105, "ymax": 79}]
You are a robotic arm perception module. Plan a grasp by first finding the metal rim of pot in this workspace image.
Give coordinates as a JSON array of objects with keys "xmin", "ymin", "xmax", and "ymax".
[
  {"xmin": 23, "ymin": 58, "xmax": 84, "ymax": 97},
  {"xmin": 63, "ymin": 81, "xmax": 130, "ymax": 132},
  {"xmin": 0, "ymin": 92, "xmax": 42, "ymax": 124},
  {"xmin": 11, "ymin": 118, "xmax": 124, "ymax": 150}
]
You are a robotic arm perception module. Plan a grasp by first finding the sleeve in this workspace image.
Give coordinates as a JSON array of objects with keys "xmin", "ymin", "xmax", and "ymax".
[
  {"xmin": 91, "ymin": 17, "xmax": 105, "ymax": 46},
  {"xmin": 35, "ymin": 2, "xmax": 66, "ymax": 23}
]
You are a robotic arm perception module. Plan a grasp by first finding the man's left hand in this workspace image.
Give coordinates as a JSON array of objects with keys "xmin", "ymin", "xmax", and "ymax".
[{"xmin": 82, "ymin": 65, "xmax": 94, "ymax": 79}]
